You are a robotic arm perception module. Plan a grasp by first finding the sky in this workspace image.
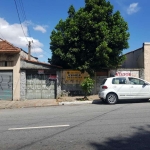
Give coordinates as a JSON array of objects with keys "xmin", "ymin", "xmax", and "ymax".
[{"xmin": 0, "ymin": 0, "xmax": 150, "ymax": 63}]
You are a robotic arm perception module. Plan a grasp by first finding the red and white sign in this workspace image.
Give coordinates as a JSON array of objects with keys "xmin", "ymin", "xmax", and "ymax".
[
  {"xmin": 115, "ymin": 71, "xmax": 131, "ymax": 76},
  {"xmin": 115, "ymin": 71, "xmax": 139, "ymax": 78}
]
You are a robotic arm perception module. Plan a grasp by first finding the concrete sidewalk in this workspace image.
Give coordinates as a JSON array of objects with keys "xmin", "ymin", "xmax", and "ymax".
[
  {"xmin": 0, "ymin": 95, "xmax": 99, "ymax": 109},
  {"xmin": 0, "ymin": 99, "xmax": 59, "ymax": 109}
]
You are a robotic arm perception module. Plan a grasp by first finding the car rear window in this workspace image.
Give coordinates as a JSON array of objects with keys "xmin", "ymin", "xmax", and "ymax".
[
  {"xmin": 101, "ymin": 78, "xmax": 107, "ymax": 85},
  {"xmin": 112, "ymin": 77, "xmax": 127, "ymax": 84}
]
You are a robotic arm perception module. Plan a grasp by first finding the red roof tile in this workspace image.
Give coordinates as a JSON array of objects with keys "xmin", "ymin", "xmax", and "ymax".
[{"xmin": 0, "ymin": 38, "xmax": 21, "ymax": 53}]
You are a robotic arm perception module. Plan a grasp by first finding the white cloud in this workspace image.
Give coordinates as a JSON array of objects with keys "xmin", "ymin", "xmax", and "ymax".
[
  {"xmin": 38, "ymin": 54, "xmax": 44, "ymax": 58},
  {"xmin": 31, "ymin": 47, "xmax": 43, "ymax": 53},
  {"xmin": 33, "ymin": 25, "xmax": 47, "ymax": 33},
  {"xmin": 127, "ymin": 3, "xmax": 140, "ymax": 15},
  {"xmin": 0, "ymin": 17, "xmax": 44, "ymax": 55}
]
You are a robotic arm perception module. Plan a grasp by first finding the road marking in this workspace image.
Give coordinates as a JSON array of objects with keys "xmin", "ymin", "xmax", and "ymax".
[{"xmin": 8, "ymin": 125, "xmax": 70, "ymax": 131}]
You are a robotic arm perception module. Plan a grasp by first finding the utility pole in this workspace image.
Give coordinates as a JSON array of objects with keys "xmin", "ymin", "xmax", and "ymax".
[{"xmin": 28, "ymin": 41, "xmax": 31, "ymax": 60}]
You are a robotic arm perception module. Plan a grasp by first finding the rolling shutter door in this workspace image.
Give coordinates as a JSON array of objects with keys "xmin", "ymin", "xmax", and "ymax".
[{"xmin": 0, "ymin": 71, "xmax": 13, "ymax": 100}]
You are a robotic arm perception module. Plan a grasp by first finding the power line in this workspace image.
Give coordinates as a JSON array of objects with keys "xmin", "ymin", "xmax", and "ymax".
[
  {"xmin": 18, "ymin": 0, "xmax": 26, "ymax": 21},
  {"xmin": 14, "ymin": 0, "xmax": 29, "ymax": 43},
  {"xmin": 17, "ymin": 0, "xmax": 32, "ymax": 37},
  {"xmin": 13, "ymin": 0, "xmax": 51, "ymax": 62}
]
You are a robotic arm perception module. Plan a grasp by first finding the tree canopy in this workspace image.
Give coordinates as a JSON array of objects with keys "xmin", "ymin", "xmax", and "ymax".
[{"xmin": 49, "ymin": 0, "xmax": 130, "ymax": 75}]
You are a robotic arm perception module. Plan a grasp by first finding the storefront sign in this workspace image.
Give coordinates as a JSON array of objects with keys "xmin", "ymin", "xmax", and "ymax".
[
  {"xmin": 115, "ymin": 71, "xmax": 131, "ymax": 76},
  {"xmin": 115, "ymin": 71, "xmax": 139, "ymax": 78},
  {"xmin": 63, "ymin": 70, "xmax": 89, "ymax": 84}
]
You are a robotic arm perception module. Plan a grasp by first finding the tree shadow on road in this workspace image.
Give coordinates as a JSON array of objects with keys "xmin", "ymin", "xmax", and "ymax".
[
  {"xmin": 90, "ymin": 125, "xmax": 150, "ymax": 150},
  {"xmin": 92, "ymin": 99, "xmax": 150, "ymax": 105}
]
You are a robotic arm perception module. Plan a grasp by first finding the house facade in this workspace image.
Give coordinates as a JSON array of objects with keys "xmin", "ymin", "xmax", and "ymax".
[
  {"xmin": 0, "ymin": 39, "xmax": 61, "ymax": 101},
  {"xmin": 0, "ymin": 39, "xmax": 20, "ymax": 100}
]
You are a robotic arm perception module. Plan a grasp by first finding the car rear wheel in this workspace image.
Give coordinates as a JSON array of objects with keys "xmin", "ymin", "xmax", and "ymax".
[{"xmin": 106, "ymin": 93, "xmax": 117, "ymax": 104}]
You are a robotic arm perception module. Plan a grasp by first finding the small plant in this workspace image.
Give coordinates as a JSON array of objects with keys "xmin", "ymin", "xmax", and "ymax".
[{"xmin": 80, "ymin": 77, "xmax": 94, "ymax": 100}]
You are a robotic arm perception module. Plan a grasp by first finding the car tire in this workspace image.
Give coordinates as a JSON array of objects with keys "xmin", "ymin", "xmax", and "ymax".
[{"xmin": 106, "ymin": 93, "xmax": 118, "ymax": 104}]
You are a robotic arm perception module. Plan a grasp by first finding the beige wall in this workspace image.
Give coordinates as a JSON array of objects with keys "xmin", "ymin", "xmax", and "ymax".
[
  {"xmin": 122, "ymin": 48, "xmax": 144, "ymax": 68},
  {"xmin": 144, "ymin": 43, "xmax": 150, "ymax": 82},
  {"xmin": 0, "ymin": 53, "xmax": 20, "ymax": 100}
]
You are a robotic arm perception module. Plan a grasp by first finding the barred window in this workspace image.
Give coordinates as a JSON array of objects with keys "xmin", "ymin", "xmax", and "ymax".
[
  {"xmin": 0, "ymin": 61, "xmax": 13, "ymax": 66},
  {"xmin": 0, "ymin": 61, "xmax": 5, "ymax": 66}
]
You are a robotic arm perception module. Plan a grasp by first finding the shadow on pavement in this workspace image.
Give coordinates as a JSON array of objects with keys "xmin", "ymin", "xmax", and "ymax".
[
  {"xmin": 89, "ymin": 125, "xmax": 150, "ymax": 150},
  {"xmin": 118, "ymin": 99, "xmax": 150, "ymax": 104},
  {"xmin": 92, "ymin": 99, "xmax": 104, "ymax": 104},
  {"xmin": 92, "ymin": 99, "xmax": 150, "ymax": 105}
]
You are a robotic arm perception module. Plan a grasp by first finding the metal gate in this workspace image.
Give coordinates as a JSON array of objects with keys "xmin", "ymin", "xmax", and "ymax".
[
  {"xmin": 0, "ymin": 71, "xmax": 13, "ymax": 100},
  {"xmin": 26, "ymin": 74, "xmax": 56, "ymax": 99}
]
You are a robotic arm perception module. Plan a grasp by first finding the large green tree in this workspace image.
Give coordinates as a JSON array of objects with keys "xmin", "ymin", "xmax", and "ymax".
[{"xmin": 49, "ymin": 0, "xmax": 130, "ymax": 75}]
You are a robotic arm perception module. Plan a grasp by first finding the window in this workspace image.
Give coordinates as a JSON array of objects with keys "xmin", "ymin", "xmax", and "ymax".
[
  {"xmin": 0, "ymin": 61, "xmax": 5, "ymax": 66},
  {"xmin": 0, "ymin": 61, "xmax": 13, "ymax": 67},
  {"xmin": 129, "ymin": 77, "xmax": 144, "ymax": 85},
  {"xmin": 112, "ymin": 77, "xmax": 127, "ymax": 84}
]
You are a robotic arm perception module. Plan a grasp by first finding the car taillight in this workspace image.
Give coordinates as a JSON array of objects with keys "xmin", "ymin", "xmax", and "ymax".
[{"xmin": 102, "ymin": 86, "xmax": 108, "ymax": 89}]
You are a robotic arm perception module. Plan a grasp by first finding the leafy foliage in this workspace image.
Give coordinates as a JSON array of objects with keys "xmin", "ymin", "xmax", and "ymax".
[
  {"xmin": 81, "ymin": 77, "xmax": 94, "ymax": 99},
  {"xmin": 49, "ymin": 0, "xmax": 130, "ymax": 75}
]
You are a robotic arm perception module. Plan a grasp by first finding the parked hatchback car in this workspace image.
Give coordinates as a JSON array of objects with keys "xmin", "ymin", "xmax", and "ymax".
[{"xmin": 98, "ymin": 76, "xmax": 150, "ymax": 104}]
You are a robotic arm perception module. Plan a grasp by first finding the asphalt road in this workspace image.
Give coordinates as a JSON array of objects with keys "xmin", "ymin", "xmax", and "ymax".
[{"xmin": 0, "ymin": 100, "xmax": 150, "ymax": 150}]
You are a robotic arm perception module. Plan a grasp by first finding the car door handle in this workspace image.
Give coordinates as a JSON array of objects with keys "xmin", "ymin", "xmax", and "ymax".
[{"xmin": 131, "ymin": 86, "xmax": 133, "ymax": 88}]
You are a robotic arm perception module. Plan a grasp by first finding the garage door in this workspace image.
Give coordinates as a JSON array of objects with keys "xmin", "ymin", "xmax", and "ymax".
[
  {"xmin": 0, "ymin": 71, "xmax": 13, "ymax": 100},
  {"xmin": 26, "ymin": 74, "xmax": 56, "ymax": 99}
]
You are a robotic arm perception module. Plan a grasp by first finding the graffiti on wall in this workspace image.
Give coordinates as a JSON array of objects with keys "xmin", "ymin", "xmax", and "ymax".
[
  {"xmin": 20, "ymin": 71, "xmax": 26, "ymax": 99},
  {"xmin": 26, "ymin": 74, "xmax": 56, "ymax": 99},
  {"xmin": 0, "ymin": 74, "xmax": 12, "ymax": 100},
  {"xmin": 26, "ymin": 74, "xmax": 55, "ymax": 90}
]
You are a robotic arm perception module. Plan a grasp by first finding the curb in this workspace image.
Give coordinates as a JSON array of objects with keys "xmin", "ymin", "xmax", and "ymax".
[{"xmin": 59, "ymin": 101, "xmax": 92, "ymax": 105}]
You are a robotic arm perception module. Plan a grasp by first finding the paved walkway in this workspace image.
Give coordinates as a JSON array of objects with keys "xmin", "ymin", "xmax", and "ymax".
[
  {"xmin": 0, "ymin": 95, "xmax": 99, "ymax": 109},
  {"xmin": 0, "ymin": 99, "xmax": 58, "ymax": 109}
]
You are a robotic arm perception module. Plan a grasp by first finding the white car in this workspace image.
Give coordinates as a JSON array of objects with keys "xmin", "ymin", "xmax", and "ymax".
[{"xmin": 98, "ymin": 76, "xmax": 150, "ymax": 104}]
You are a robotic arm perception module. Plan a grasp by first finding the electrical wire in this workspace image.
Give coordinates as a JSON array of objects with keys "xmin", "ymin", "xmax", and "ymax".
[
  {"xmin": 13, "ymin": 0, "xmax": 51, "ymax": 62},
  {"xmin": 17, "ymin": 0, "xmax": 32, "ymax": 37},
  {"xmin": 18, "ymin": 0, "xmax": 26, "ymax": 21},
  {"xmin": 14, "ymin": 0, "xmax": 29, "ymax": 43}
]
